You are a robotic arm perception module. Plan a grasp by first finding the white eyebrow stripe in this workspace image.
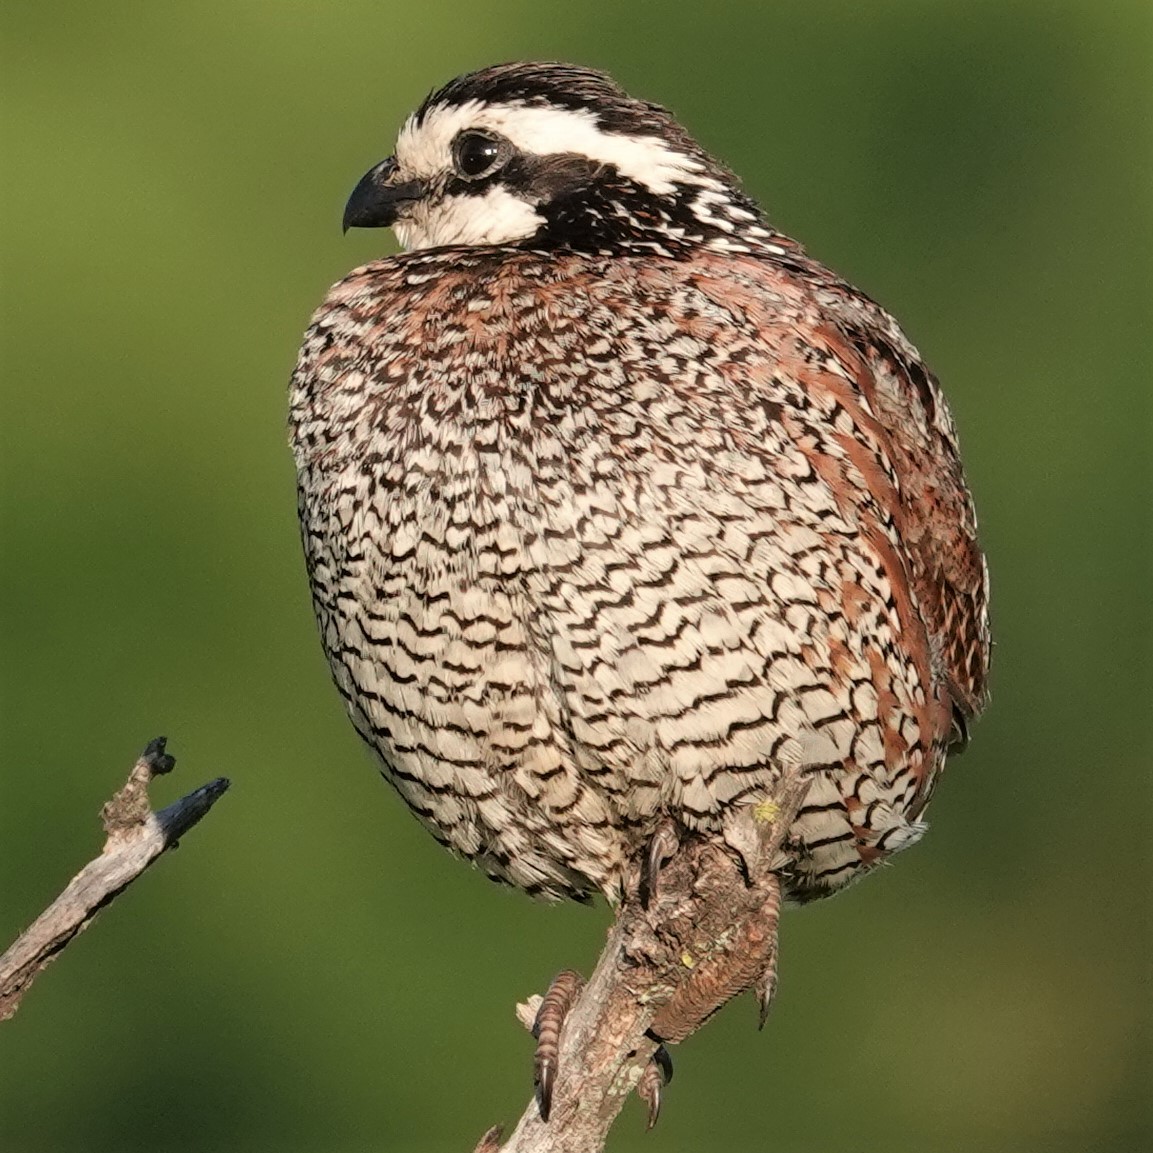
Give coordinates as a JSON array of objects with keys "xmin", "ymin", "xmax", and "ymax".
[{"xmin": 397, "ymin": 100, "xmax": 723, "ymax": 195}]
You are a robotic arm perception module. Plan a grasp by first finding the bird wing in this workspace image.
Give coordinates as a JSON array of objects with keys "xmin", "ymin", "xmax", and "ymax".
[
  {"xmin": 823, "ymin": 282, "xmax": 991, "ymax": 725},
  {"xmin": 737, "ymin": 250, "xmax": 992, "ymax": 725}
]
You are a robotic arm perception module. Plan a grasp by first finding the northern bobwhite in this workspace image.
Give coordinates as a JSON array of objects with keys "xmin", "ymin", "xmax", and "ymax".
[{"xmin": 290, "ymin": 60, "xmax": 990, "ymax": 1116}]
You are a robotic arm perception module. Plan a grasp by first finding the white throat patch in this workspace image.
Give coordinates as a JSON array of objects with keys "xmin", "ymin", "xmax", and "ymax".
[{"xmin": 393, "ymin": 185, "xmax": 544, "ymax": 250}]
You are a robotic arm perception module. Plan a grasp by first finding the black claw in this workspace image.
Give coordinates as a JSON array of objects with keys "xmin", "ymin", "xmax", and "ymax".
[
  {"xmin": 637, "ymin": 1045, "xmax": 672, "ymax": 1130},
  {"xmin": 646, "ymin": 1078, "xmax": 661, "ymax": 1130},
  {"xmin": 642, "ymin": 822, "xmax": 679, "ymax": 908},
  {"xmin": 536, "ymin": 1057, "xmax": 556, "ymax": 1122},
  {"xmin": 755, "ymin": 960, "xmax": 778, "ymax": 1030},
  {"xmin": 652, "ymin": 1043, "xmax": 674, "ymax": 1085}
]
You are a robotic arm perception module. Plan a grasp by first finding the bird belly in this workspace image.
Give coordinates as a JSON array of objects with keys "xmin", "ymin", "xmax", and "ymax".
[
  {"xmin": 306, "ymin": 484, "xmax": 629, "ymax": 901},
  {"xmin": 525, "ymin": 460, "xmax": 942, "ymax": 902},
  {"xmin": 302, "ymin": 449, "xmax": 942, "ymax": 905}
]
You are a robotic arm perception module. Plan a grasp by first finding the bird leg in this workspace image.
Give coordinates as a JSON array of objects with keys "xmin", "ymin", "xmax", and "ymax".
[
  {"xmin": 496, "ymin": 774, "xmax": 810, "ymax": 1149},
  {"xmin": 649, "ymin": 864, "xmax": 783, "ymax": 1044},
  {"xmin": 635, "ymin": 1041, "xmax": 674, "ymax": 1129},
  {"xmin": 528, "ymin": 970, "xmax": 677, "ymax": 1128},
  {"xmin": 753, "ymin": 932, "xmax": 779, "ymax": 1029},
  {"xmin": 532, "ymin": 969, "xmax": 585, "ymax": 1121},
  {"xmin": 641, "ymin": 819, "xmax": 681, "ymax": 909}
]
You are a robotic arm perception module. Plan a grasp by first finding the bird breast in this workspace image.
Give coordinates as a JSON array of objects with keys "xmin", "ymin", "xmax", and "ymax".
[{"xmin": 290, "ymin": 246, "xmax": 954, "ymax": 899}]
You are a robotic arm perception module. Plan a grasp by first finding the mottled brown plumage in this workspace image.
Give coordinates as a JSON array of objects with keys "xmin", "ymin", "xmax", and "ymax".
[{"xmin": 290, "ymin": 59, "xmax": 990, "ymax": 1116}]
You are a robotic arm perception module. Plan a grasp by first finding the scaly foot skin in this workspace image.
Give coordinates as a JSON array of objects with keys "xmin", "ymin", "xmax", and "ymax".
[
  {"xmin": 532, "ymin": 971, "xmax": 677, "ymax": 1127},
  {"xmin": 533, "ymin": 969, "xmax": 585, "ymax": 1121},
  {"xmin": 754, "ymin": 940, "xmax": 779, "ymax": 1030}
]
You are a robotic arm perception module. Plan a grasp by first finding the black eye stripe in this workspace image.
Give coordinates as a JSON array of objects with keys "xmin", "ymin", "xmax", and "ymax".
[
  {"xmin": 443, "ymin": 152, "xmax": 603, "ymax": 202},
  {"xmin": 443, "ymin": 172, "xmax": 505, "ymax": 198}
]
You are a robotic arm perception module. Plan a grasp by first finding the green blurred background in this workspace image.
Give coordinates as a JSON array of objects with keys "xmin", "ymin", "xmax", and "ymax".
[{"xmin": 2, "ymin": 2, "xmax": 1149, "ymax": 1150}]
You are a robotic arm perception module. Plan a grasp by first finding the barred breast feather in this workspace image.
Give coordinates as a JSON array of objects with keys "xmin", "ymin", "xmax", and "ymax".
[{"xmin": 290, "ymin": 244, "xmax": 990, "ymax": 901}]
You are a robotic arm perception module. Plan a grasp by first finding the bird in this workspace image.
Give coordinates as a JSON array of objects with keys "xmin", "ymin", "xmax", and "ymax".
[{"xmin": 289, "ymin": 61, "xmax": 990, "ymax": 1123}]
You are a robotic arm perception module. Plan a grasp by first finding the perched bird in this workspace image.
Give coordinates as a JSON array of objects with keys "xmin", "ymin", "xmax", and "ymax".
[{"xmin": 290, "ymin": 60, "xmax": 990, "ymax": 1118}]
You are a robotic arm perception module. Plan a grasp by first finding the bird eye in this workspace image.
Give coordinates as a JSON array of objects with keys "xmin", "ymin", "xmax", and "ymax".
[{"xmin": 452, "ymin": 131, "xmax": 508, "ymax": 180}]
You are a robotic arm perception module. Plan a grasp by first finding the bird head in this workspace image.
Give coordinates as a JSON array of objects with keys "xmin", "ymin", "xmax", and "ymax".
[{"xmin": 342, "ymin": 62, "xmax": 775, "ymax": 255}]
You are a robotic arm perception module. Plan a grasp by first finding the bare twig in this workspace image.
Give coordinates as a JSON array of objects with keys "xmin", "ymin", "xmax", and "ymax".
[
  {"xmin": 482, "ymin": 767, "xmax": 812, "ymax": 1153},
  {"xmin": 0, "ymin": 737, "xmax": 229, "ymax": 1021}
]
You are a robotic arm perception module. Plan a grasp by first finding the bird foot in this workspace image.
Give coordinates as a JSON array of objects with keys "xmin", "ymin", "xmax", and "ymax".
[
  {"xmin": 532, "ymin": 969, "xmax": 585, "ymax": 1121},
  {"xmin": 529, "ymin": 971, "xmax": 676, "ymax": 1128},
  {"xmin": 642, "ymin": 819, "xmax": 681, "ymax": 909},
  {"xmin": 753, "ymin": 940, "xmax": 779, "ymax": 1030},
  {"xmin": 636, "ymin": 1042, "xmax": 674, "ymax": 1129}
]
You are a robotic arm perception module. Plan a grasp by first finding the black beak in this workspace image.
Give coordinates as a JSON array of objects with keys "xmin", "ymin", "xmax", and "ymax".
[{"xmin": 342, "ymin": 157, "xmax": 426, "ymax": 232}]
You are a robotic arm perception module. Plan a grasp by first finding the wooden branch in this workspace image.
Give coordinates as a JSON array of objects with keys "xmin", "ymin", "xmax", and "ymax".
[
  {"xmin": 477, "ymin": 767, "xmax": 812, "ymax": 1153},
  {"xmin": 0, "ymin": 738, "xmax": 230, "ymax": 1022}
]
